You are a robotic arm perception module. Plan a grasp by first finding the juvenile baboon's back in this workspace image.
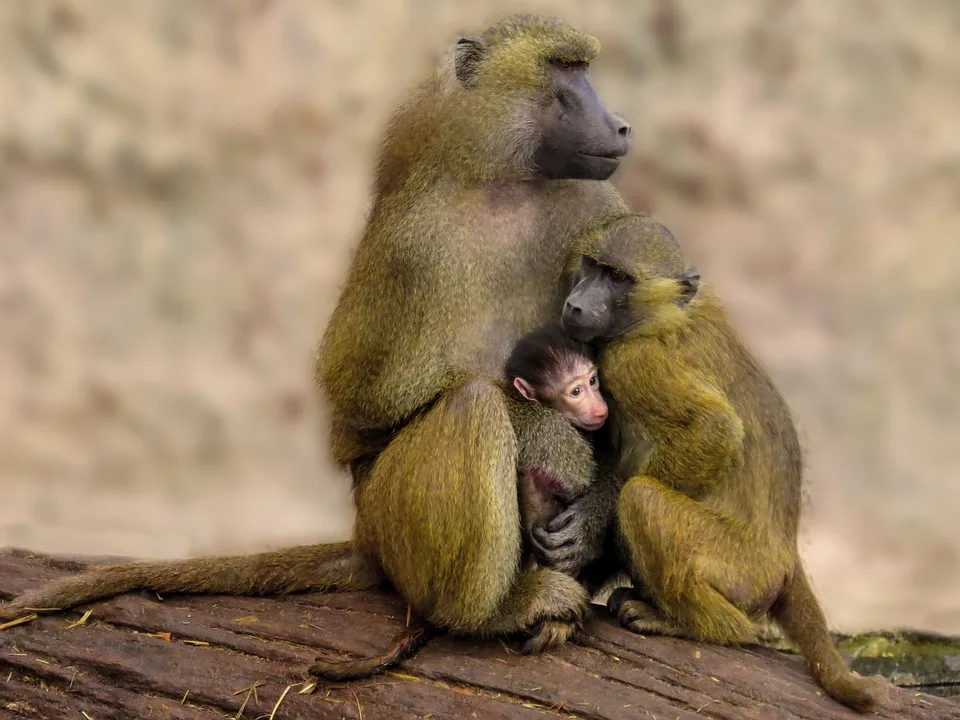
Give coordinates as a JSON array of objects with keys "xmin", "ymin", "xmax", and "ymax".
[{"xmin": 673, "ymin": 288, "xmax": 804, "ymax": 535}]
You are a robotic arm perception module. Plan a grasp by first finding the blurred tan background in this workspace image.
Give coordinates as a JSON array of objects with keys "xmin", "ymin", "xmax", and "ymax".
[{"xmin": 0, "ymin": 1, "xmax": 957, "ymax": 635}]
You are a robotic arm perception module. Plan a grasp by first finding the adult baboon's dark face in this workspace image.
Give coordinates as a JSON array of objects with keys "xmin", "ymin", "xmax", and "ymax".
[
  {"xmin": 562, "ymin": 252, "xmax": 701, "ymax": 343},
  {"xmin": 534, "ymin": 62, "xmax": 631, "ymax": 181}
]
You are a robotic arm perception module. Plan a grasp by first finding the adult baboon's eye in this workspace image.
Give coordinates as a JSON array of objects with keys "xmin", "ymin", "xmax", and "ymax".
[
  {"xmin": 556, "ymin": 87, "xmax": 574, "ymax": 109},
  {"xmin": 609, "ymin": 268, "xmax": 629, "ymax": 283}
]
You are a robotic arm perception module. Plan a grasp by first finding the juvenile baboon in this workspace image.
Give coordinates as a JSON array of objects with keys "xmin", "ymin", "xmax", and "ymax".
[
  {"xmin": 559, "ymin": 213, "xmax": 889, "ymax": 713},
  {"xmin": 1, "ymin": 15, "xmax": 631, "ymax": 655}
]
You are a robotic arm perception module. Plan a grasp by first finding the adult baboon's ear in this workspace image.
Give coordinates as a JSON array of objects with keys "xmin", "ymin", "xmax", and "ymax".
[
  {"xmin": 454, "ymin": 36, "xmax": 486, "ymax": 88},
  {"xmin": 678, "ymin": 268, "xmax": 700, "ymax": 307}
]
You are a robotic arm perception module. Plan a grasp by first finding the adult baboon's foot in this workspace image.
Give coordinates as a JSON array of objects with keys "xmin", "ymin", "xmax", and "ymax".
[
  {"xmin": 522, "ymin": 619, "xmax": 582, "ymax": 654},
  {"xmin": 484, "ymin": 567, "xmax": 588, "ymax": 650}
]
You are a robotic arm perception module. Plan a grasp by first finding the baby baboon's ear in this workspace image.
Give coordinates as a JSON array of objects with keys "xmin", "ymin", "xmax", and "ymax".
[
  {"xmin": 678, "ymin": 268, "xmax": 700, "ymax": 307},
  {"xmin": 454, "ymin": 36, "xmax": 486, "ymax": 87},
  {"xmin": 513, "ymin": 377, "xmax": 539, "ymax": 403}
]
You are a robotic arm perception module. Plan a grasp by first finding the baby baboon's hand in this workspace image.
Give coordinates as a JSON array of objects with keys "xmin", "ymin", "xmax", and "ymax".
[
  {"xmin": 531, "ymin": 470, "xmax": 622, "ymax": 575},
  {"xmin": 531, "ymin": 499, "xmax": 601, "ymax": 575}
]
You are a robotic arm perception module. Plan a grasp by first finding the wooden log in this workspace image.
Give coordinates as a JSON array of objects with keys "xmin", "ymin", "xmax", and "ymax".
[{"xmin": 0, "ymin": 549, "xmax": 957, "ymax": 720}]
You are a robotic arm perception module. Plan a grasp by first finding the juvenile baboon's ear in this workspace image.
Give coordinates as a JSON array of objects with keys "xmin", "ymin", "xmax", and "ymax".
[
  {"xmin": 677, "ymin": 268, "xmax": 700, "ymax": 306},
  {"xmin": 454, "ymin": 36, "xmax": 486, "ymax": 88}
]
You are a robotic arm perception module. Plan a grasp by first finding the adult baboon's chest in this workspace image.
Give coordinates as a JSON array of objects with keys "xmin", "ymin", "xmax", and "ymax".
[{"xmin": 447, "ymin": 184, "xmax": 584, "ymax": 376}]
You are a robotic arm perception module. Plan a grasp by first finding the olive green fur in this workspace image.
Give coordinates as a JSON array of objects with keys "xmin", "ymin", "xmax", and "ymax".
[
  {"xmin": 315, "ymin": 13, "xmax": 626, "ymax": 646},
  {"xmin": 0, "ymin": 543, "xmax": 382, "ymax": 622},
  {"xmin": 587, "ymin": 213, "xmax": 889, "ymax": 713},
  {"xmin": 368, "ymin": 15, "xmax": 601, "ymax": 192},
  {"xmin": 1, "ymin": 14, "xmax": 625, "ymax": 656}
]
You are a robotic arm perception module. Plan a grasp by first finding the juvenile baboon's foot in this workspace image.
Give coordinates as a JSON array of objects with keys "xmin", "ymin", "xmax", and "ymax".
[
  {"xmin": 607, "ymin": 588, "xmax": 686, "ymax": 638},
  {"xmin": 522, "ymin": 619, "xmax": 581, "ymax": 654},
  {"xmin": 821, "ymin": 671, "xmax": 890, "ymax": 714}
]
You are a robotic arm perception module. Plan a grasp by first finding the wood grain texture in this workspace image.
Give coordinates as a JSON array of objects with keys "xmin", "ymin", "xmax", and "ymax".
[{"xmin": 1, "ymin": 549, "xmax": 957, "ymax": 720}]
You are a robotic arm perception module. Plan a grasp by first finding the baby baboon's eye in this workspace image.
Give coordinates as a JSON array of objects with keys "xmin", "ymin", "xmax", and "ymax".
[
  {"xmin": 570, "ymin": 385, "xmax": 583, "ymax": 398},
  {"xmin": 589, "ymin": 374, "xmax": 598, "ymax": 387}
]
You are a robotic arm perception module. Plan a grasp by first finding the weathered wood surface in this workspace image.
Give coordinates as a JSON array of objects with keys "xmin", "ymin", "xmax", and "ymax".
[{"xmin": 0, "ymin": 549, "xmax": 957, "ymax": 720}]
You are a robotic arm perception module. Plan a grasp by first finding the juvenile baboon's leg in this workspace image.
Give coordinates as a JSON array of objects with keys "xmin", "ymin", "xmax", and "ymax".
[
  {"xmin": 615, "ymin": 479, "xmax": 889, "ymax": 713},
  {"xmin": 0, "ymin": 543, "xmax": 381, "ymax": 622},
  {"xmin": 355, "ymin": 378, "xmax": 588, "ymax": 647},
  {"xmin": 614, "ymin": 475, "xmax": 791, "ymax": 646}
]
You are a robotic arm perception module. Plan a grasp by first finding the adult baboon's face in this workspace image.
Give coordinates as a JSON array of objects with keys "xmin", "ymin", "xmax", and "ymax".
[{"xmin": 533, "ymin": 62, "xmax": 631, "ymax": 181}]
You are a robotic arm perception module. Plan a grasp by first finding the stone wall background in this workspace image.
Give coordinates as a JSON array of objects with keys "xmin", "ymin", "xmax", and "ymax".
[{"xmin": 1, "ymin": 1, "xmax": 957, "ymax": 634}]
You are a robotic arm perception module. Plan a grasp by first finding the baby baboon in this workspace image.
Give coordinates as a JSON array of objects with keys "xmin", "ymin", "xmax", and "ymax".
[
  {"xmin": 2, "ymin": 14, "xmax": 632, "ymax": 657},
  {"xmin": 559, "ymin": 213, "xmax": 889, "ymax": 713},
  {"xmin": 506, "ymin": 323, "xmax": 609, "ymax": 433},
  {"xmin": 504, "ymin": 323, "xmax": 608, "ymax": 570}
]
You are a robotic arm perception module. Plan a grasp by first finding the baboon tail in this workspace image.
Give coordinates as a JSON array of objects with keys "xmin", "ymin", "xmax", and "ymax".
[
  {"xmin": 769, "ymin": 560, "xmax": 887, "ymax": 713},
  {"xmin": 309, "ymin": 616, "xmax": 439, "ymax": 681},
  {"xmin": 0, "ymin": 542, "xmax": 381, "ymax": 623}
]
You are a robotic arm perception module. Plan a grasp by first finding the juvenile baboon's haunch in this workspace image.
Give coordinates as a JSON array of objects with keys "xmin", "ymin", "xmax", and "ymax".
[
  {"xmin": 2, "ymin": 14, "xmax": 632, "ymax": 661},
  {"xmin": 560, "ymin": 213, "xmax": 890, "ymax": 714}
]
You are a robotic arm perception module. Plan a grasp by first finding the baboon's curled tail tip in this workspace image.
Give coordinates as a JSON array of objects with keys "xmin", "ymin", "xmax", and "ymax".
[
  {"xmin": 308, "ymin": 620, "xmax": 438, "ymax": 681},
  {"xmin": 0, "ymin": 603, "xmax": 31, "ymax": 624},
  {"xmin": 820, "ymin": 670, "xmax": 890, "ymax": 714},
  {"xmin": 771, "ymin": 562, "xmax": 891, "ymax": 714}
]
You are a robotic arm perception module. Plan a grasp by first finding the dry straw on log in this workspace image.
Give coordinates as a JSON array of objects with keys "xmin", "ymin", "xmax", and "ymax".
[{"xmin": 1, "ymin": 549, "xmax": 957, "ymax": 720}]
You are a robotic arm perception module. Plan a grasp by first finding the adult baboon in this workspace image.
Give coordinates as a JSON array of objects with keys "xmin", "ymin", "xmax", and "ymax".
[
  {"xmin": 2, "ymin": 15, "xmax": 631, "ymax": 653},
  {"xmin": 559, "ymin": 213, "xmax": 889, "ymax": 713}
]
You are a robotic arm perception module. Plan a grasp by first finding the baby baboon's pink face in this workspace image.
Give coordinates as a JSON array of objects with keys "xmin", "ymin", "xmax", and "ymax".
[{"xmin": 552, "ymin": 359, "xmax": 608, "ymax": 431}]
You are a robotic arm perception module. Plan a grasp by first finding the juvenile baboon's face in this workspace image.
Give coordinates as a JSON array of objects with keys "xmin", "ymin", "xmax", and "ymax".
[
  {"xmin": 562, "ymin": 254, "xmax": 701, "ymax": 343},
  {"xmin": 561, "ymin": 256, "xmax": 635, "ymax": 342},
  {"xmin": 533, "ymin": 62, "xmax": 631, "ymax": 181}
]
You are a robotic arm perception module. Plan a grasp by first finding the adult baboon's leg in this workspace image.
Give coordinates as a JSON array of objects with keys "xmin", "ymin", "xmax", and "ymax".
[{"xmin": 355, "ymin": 378, "xmax": 588, "ymax": 643}]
